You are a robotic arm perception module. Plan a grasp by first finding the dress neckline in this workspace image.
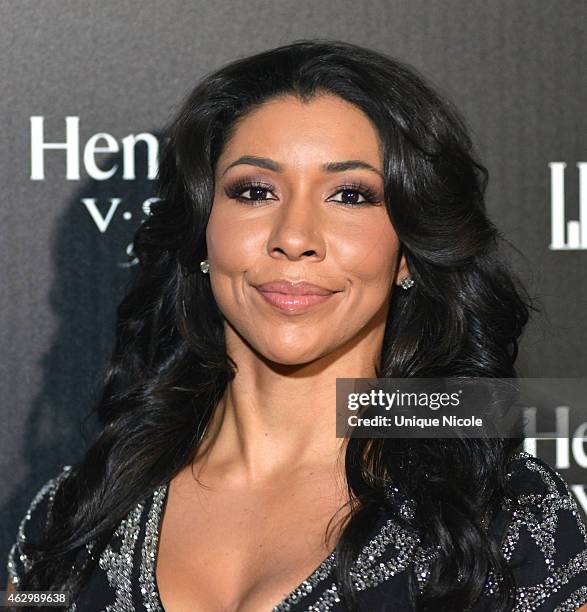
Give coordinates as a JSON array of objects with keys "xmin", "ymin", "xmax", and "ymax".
[
  {"xmin": 111, "ymin": 450, "xmax": 532, "ymax": 611},
  {"xmin": 149, "ymin": 480, "xmax": 339, "ymax": 612}
]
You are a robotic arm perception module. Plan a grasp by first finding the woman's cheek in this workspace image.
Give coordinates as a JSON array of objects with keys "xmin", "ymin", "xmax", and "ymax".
[
  {"xmin": 333, "ymin": 223, "xmax": 398, "ymax": 288},
  {"xmin": 206, "ymin": 208, "xmax": 265, "ymax": 273}
]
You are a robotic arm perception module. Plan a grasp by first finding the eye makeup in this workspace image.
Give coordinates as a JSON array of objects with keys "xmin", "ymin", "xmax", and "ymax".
[{"xmin": 223, "ymin": 177, "xmax": 383, "ymax": 207}]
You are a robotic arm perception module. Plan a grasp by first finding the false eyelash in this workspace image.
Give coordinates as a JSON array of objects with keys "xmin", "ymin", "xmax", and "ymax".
[
  {"xmin": 334, "ymin": 182, "xmax": 382, "ymax": 205},
  {"xmin": 223, "ymin": 179, "xmax": 382, "ymax": 206},
  {"xmin": 224, "ymin": 178, "xmax": 275, "ymax": 202}
]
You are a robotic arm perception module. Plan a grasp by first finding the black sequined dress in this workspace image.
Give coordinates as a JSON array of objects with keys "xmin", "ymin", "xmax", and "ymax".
[{"xmin": 7, "ymin": 451, "xmax": 587, "ymax": 611}]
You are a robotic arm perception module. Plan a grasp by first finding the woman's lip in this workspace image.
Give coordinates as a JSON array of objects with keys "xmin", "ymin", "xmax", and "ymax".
[
  {"xmin": 255, "ymin": 280, "xmax": 336, "ymax": 295},
  {"xmin": 255, "ymin": 287, "xmax": 336, "ymax": 313}
]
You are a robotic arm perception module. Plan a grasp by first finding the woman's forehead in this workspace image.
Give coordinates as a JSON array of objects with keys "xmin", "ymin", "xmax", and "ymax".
[{"xmin": 216, "ymin": 94, "xmax": 384, "ymax": 175}]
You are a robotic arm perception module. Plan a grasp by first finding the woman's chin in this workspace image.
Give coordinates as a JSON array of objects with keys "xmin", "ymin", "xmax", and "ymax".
[{"xmin": 260, "ymin": 345, "xmax": 332, "ymax": 368}]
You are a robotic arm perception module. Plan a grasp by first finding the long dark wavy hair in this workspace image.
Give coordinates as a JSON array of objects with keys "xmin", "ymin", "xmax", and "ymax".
[{"xmin": 20, "ymin": 39, "xmax": 537, "ymax": 611}]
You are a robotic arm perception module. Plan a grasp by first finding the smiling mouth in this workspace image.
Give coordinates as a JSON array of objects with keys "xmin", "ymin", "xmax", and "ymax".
[{"xmin": 254, "ymin": 287, "xmax": 339, "ymax": 314}]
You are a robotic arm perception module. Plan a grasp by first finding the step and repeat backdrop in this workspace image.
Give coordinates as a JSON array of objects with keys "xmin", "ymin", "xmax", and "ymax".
[{"xmin": 0, "ymin": 0, "xmax": 585, "ymax": 587}]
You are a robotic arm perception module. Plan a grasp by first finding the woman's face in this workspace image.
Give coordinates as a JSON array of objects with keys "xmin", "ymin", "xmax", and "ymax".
[{"xmin": 206, "ymin": 93, "xmax": 408, "ymax": 366}]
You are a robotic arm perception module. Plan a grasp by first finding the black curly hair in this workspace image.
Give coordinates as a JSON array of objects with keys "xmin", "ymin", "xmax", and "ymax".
[{"xmin": 19, "ymin": 39, "xmax": 537, "ymax": 611}]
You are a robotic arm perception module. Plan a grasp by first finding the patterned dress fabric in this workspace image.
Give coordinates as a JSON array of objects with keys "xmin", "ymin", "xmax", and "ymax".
[{"xmin": 7, "ymin": 451, "xmax": 587, "ymax": 611}]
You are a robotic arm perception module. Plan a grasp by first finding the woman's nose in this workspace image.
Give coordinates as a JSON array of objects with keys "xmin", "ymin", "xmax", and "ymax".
[{"xmin": 265, "ymin": 190, "xmax": 326, "ymax": 262}]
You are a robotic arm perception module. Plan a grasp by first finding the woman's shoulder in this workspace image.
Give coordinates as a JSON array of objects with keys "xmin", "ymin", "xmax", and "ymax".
[
  {"xmin": 6, "ymin": 464, "xmax": 73, "ymax": 589},
  {"xmin": 502, "ymin": 450, "xmax": 587, "ymax": 543},
  {"xmin": 485, "ymin": 450, "xmax": 587, "ymax": 610},
  {"xmin": 505, "ymin": 450, "xmax": 584, "ymax": 503}
]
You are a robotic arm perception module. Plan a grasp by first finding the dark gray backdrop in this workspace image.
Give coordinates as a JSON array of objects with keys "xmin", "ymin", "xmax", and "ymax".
[{"xmin": 1, "ymin": 0, "xmax": 585, "ymax": 588}]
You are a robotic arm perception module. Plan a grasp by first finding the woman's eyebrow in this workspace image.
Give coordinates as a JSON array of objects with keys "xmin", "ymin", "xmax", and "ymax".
[{"xmin": 220, "ymin": 155, "xmax": 383, "ymax": 179}]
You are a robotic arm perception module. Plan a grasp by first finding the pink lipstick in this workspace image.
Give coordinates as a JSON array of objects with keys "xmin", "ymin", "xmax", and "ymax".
[{"xmin": 254, "ymin": 279, "xmax": 340, "ymax": 314}]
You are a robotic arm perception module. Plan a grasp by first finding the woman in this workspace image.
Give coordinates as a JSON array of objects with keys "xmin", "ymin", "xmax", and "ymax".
[{"xmin": 6, "ymin": 39, "xmax": 587, "ymax": 612}]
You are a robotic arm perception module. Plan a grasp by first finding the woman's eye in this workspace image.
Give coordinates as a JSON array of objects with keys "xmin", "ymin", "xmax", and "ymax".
[
  {"xmin": 225, "ymin": 182, "xmax": 380, "ymax": 206},
  {"xmin": 328, "ymin": 188, "xmax": 376, "ymax": 207},
  {"xmin": 225, "ymin": 183, "xmax": 276, "ymax": 202},
  {"xmin": 240, "ymin": 186, "xmax": 275, "ymax": 201}
]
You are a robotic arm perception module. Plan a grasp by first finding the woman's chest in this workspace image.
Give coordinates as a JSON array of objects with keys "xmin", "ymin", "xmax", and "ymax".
[
  {"xmin": 73, "ymin": 477, "xmax": 431, "ymax": 612},
  {"xmin": 155, "ymin": 471, "xmax": 350, "ymax": 611}
]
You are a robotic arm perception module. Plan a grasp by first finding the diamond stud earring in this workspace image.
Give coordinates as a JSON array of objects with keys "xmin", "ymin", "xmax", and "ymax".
[
  {"xmin": 399, "ymin": 276, "xmax": 414, "ymax": 290},
  {"xmin": 200, "ymin": 260, "xmax": 210, "ymax": 274}
]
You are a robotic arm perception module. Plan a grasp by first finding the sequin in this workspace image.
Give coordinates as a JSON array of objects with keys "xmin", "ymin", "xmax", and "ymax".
[
  {"xmin": 6, "ymin": 465, "xmax": 72, "ymax": 587},
  {"xmin": 481, "ymin": 451, "xmax": 587, "ymax": 611},
  {"xmin": 554, "ymin": 585, "xmax": 587, "ymax": 612},
  {"xmin": 271, "ymin": 553, "xmax": 337, "ymax": 611},
  {"xmin": 509, "ymin": 549, "xmax": 587, "ymax": 611},
  {"xmin": 139, "ymin": 484, "xmax": 167, "ymax": 611},
  {"xmin": 98, "ymin": 502, "xmax": 145, "ymax": 611},
  {"xmin": 349, "ymin": 518, "xmax": 439, "ymax": 593},
  {"xmin": 305, "ymin": 582, "xmax": 341, "ymax": 611},
  {"xmin": 6, "ymin": 451, "xmax": 587, "ymax": 612},
  {"xmin": 272, "ymin": 506, "xmax": 439, "ymax": 610}
]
